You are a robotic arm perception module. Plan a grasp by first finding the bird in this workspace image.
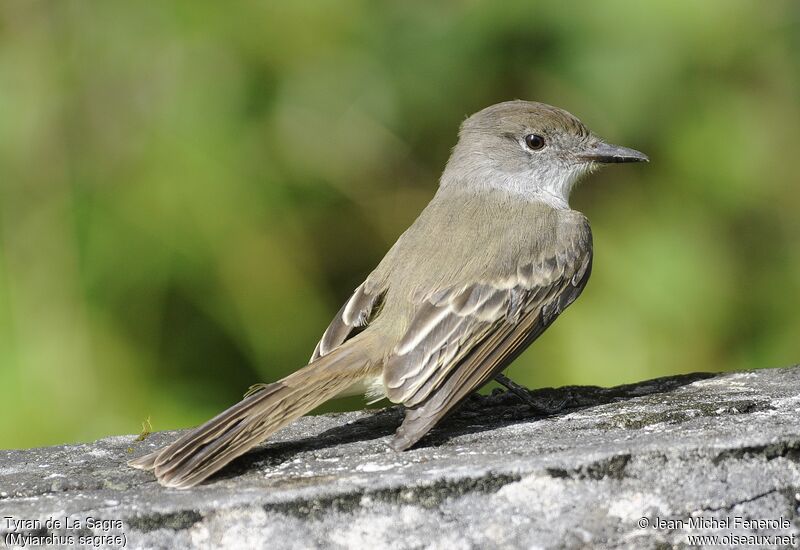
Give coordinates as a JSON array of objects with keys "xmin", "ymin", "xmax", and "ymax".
[{"xmin": 129, "ymin": 100, "xmax": 648, "ymax": 488}]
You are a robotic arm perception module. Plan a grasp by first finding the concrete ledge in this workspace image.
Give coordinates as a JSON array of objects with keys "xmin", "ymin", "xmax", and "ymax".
[{"xmin": 2, "ymin": 366, "xmax": 800, "ymax": 549}]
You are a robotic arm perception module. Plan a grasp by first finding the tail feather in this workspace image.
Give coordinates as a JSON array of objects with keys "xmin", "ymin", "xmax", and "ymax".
[
  {"xmin": 152, "ymin": 384, "xmax": 287, "ymax": 477},
  {"xmin": 129, "ymin": 343, "xmax": 375, "ymax": 488}
]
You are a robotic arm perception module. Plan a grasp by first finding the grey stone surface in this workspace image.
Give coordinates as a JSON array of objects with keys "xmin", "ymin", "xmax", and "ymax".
[{"xmin": 2, "ymin": 366, "xmax": 800, "ymax": 549}]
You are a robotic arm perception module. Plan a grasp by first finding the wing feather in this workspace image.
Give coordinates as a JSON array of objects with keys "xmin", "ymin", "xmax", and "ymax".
[
  {"xmin": 311, "ymin": 281, "xmax": 386, "ymax": 362},
  {"xmin": 385, "ymin": 219, "xmax": 593, "ymax": 448}
]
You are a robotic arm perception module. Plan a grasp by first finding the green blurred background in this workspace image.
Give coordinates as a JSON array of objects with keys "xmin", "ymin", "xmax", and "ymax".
[{"xmin": 1, "ymin": 1, "xmax": 798, "ymax": 449}]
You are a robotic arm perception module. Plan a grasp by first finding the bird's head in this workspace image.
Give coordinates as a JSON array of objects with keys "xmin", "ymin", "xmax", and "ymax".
[{"xmin": 442, "ymin": 100, "xmax": 648, "ymax": 207}]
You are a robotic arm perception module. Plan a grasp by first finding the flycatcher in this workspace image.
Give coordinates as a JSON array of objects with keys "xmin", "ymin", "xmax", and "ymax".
[{"xmin": 131, "ymin": 100, "xmax": 647, "ymax": 488}]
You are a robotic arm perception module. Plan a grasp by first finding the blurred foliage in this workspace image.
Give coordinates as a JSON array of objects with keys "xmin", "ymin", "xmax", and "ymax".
[{"xmin": 1, "ymin": 1, "xmax": 798, "ymax": 448}]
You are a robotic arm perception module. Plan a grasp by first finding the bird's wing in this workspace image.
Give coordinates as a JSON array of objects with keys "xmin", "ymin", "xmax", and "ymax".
[
  {"xmin": 384, "ymin": 220, "xmax": 592, "ymax": 450},
  {"xmin": 310, "ymin": 280, "xmax": 386, "ymax": 362}
]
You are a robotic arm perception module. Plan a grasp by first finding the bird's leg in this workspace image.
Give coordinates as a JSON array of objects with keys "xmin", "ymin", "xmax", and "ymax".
[
  {"xmin": 494, "ymin": 373, "xmax": 537, "ymax": 406},
  {"xmin": 494, "ymin": 373, "xmax": 568, "ymax": 415}
]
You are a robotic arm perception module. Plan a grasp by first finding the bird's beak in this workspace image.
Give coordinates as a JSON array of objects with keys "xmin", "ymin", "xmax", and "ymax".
[{"xmin": 579, "ymin": 141, "xmax": 649, "ymax": 164}]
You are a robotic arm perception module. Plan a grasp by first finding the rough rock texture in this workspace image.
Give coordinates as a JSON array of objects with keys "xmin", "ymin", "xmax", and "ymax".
[{"xmin": 2, "ymin": 366, "xmax": 800, "ymax": 549}]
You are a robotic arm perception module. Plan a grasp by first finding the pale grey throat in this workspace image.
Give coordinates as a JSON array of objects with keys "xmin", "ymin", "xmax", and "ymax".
[{"xmin": 440, "ymin": 156, "xmax": 596, "ymax": 209}]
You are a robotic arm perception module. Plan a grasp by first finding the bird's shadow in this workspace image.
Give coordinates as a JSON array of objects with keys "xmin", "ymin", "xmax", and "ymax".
[{"xmin": 215, "ymin": 371, "xmax": 717, "ymax": 482}]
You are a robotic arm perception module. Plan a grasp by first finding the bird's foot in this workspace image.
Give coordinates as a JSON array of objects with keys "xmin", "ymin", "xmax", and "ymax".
[{"xmin": 494, "ymin": 373, "xmax": 568, "ymax": 416}]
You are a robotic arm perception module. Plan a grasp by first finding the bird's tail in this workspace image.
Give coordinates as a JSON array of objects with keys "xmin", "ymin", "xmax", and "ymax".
[{"xmin": 128, "ymin": 339, "xmax": 376, "ymax": 488}]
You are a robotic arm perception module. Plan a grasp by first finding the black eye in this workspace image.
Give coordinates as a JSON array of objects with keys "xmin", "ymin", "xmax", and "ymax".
[{"xmin": 524, "ymin": 134, "xmax": 546, "ymax": 150}]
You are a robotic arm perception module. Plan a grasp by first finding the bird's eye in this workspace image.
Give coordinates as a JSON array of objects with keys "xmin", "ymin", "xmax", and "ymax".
[{"xmin": 524, "ymin": 134, "xmax": 546, "ymax": 150}]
